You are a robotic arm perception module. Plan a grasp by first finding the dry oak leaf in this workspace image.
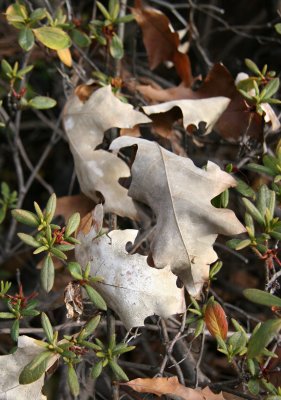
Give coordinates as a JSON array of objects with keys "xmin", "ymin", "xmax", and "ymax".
[
  {"xmin": 110, "ymin": 137, "xmax": 245, "ymax": 297},
  {"xmin": 75, "ymin": 224, "xmax": 185, "ymax": 329},
  {"xmin": 123, "ymin": 376, "xmax": 226, "ymax": 400},
  {"xmin": 136, "ymin": 64, "xmax": 264, "ymax": 142},
  {"xmin": 132, "ymin": 0, "xmax": 192, "ymax": 85},
  {"xmin": 63, "ymin": 85, "xmax": 151, "ymax": 220},
  {"xmin": 0, "ymin": 335, "xmax": 57, "ymax": 400},
  {"xmin": 142, "ymin": 96, "xmax": 230, "ymax": 135}
]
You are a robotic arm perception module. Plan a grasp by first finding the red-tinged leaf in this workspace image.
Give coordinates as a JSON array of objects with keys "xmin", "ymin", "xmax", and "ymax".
[
  {"xmin": 132, "ymin": 1, "xmax": 192, "ymax": 85},
  {"xmin": 204, "ymin": 300, "xmax": 228, "ymax": 340}
]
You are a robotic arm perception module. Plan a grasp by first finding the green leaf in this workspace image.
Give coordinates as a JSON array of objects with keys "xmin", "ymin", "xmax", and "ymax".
[
  {"xmin": 67, "ymin": 262, "xmax": 83, "ymax": 280},
  {"xmin": 263, "ymin": 155, "xmax": 280, "ymax": 175},
  {"xmin": 84, "ymin": 284, "xmax": 107, "ymax": 311},
  {"xmin": 109, "ymin": 360, "xmax": 129, "ymax": 381},
  {"xmin": 17, "ymin": 65, "xmax": 34, "ymax": 78},
  {"xmin": 96, "ymin": 1, "xmax": 111, "ymax": 20},
  {"xmin": 0, "ymin": 312, "xmax": 15, "ymax": 319},
  {"xmin": 260, "ymin": 78, "xmax": 280, "ymax": 100},
  {"xmin": 109, "ymin": 0, "xmax": 120, "ymax": 20},
  {"xmin": 11, "ymin": 319, "xmax": 19, "ymax": 342},
  {"xmin": 67, "ymin": 364, "xmax": 80, "ymax": 397},
  {"xmin": 45, "ymin": 193, "xmax": 56, "ymax": 223},
  {"xmin": 71, "ymin": 29, "xmax": 91, "ymax": 47},
  {"xmin": 246, "ymin": 163, "xmax": 275, "ymax": 177},
  {"xmin": 30, "ymin": 8, "xmax": 46, "ymax": 22},
  {"xmin": 248, "ymin": 379, "xmax": 260, "ymax": 396},
  {"xmin": 50, "ymin": 247, "xmax": 67, "ymax": 260},
  {"xmin": 228, "ymin": 331, "xmax": 247, "ymax": 354},
  {"xmin": 21, "ymin": 309, "xmax": 40, "ymax": 317},
  {"xmin": 245, "ymin": 58, "xmax": 261, "ymax": 76},
  {"xmin": 28, "ymin": 96, "xmax": 56, "ymax": 110},
  {"xmin": 115, "ymin": 14, "xmax": 135, "ymax": 24},
  {"xmin": 235, "ymin": 179, "xmax": 255, "ymax": 199},
  {"xmin": 275, "ymin": 23, "xmax": 281, "ymax": 35},
  {"xmin": 41, "ymin": 312, "xmax": 54, "ymax": 342},
  {"xmin": 226, "ymin": 239, "xmax": 243, "ymax": 249},
  {"xmin": 65, "ymin": 212, "xmax": 80, "ymax": 236},
  {"xmin": 257, "ymin": 184, "xmax": 269, "ymax": 217},
  {"xmin": 244, "ymin": 289, "xmax": 281, "ymax": 308},
  {"xmin": 91, "ymin": 361, "xmax": 103, "ymax": 379},
  {"xmin": 33, "ymin": 27, "xmax": 71, "ymax": 50},
  {"xmin": 78, "ymin": 315, "xmax": 101, "ymax": 341},
  {"xmin": 271, "ymin": 231, "xmax": 281, "ymax": 240},
  {"xmin": 17, "ymin": 233, "xmax": 41, "ymax": 248},
  {"xmin": 247, "ymin": 319, "xmax": 281, "ymax": 359},
  {"xmin": 234, "ymin": 239, "xmax": 251, "ymax": 250},
  {"xmin": 1, "ymin": 59, "xmax": 13, "ymax": 76},
  {"xmin": 12, "ymin": 209, "xmax": 39, "ymax": 227},
  {"xmin": 40, "ymin": 255, "xmax": 54, "ymax": 292},
  {"xmin": 242, "ymin": 198, "xmax": 264, "ymax": 225},
  {"xmin": 110, "ymin": 33, "xmax": 124, "ymax": 59},
  {"xmin": 18, "ymin": 28, "xmax": 35, "ymax": 51},
  {"xmin": 19, "ymin": 351, "xmax": 53, "ymax": 384}
]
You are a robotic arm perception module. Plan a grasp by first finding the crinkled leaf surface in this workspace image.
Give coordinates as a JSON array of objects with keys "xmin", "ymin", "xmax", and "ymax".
[
  {"xmin": 63, "ymin": 85, "xmax": 151, "ymax": 220},
  {"xmin": 110, "ymin": 137, "xmax": 245, "ymax": 297},
  {"xmin": 123, "ymin": 376, "xmax": 226, "ymax": 400},
  {"xmin": 142, "ymin": 96, "xmax": 230, "ymax": 134},
  {"xmin": 0, "ymin": 336, "xmax": 57, "ymax": 400},
  {"xmin": 75, "ymin": 222, "xmax": 185, "ymax": 329}
]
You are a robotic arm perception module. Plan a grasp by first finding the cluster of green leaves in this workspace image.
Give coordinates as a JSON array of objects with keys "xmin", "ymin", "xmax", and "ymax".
[
  {"xmin": 0, "ymin": 182, "xmax": 17, "ymax": 224},
  {"xmin": 90, "ymin": 0, "xmax": 134, "ymax": 60},
  {"xmin": 227, "ymin": 183, "xmax": 280, "ymax": 252},
  {"xmin": 12, "ymin": 194, "xmax": 80, "ymax": 292},
  {"xmin": 1, "ymin": 59, "xmax": 56, "ymax": 110},
  {"xmin": 0, "ymin": 281, "xmax": 39, "ymax": 341},
  {"xmin": 67, "ymin": 261, "xmax": 107, "ymax": 311},
  {"xmin": 6, "ymin": 3, "xmax": 71, "ymax": 52},
  {"xmin": 237, "ymin": 58, "xmax": 281, "ymax": 114},
  {"xmin": 20, "ymin": 313, "xmax": 134, "ymax": 396}
]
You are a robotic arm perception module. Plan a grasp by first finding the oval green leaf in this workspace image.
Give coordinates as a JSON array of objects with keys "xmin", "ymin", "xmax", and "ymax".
[{"xmin": 33, "ymin": 27, "xmax": 71, "ymax": 50}]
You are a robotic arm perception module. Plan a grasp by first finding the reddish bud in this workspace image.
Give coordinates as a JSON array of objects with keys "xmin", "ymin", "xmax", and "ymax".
[{"xmin": 204, "ymin": 299, "xmax": 228, "ymax": 340}]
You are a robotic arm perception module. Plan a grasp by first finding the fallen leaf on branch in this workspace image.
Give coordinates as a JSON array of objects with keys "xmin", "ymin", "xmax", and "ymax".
[
  {"xmin": 110, "ymin": 137, "xmax": 245, "ymax": 297},
  {"xmin": 0, "ymin": 335, "xmax": 58, "ymax": 400},
  {"xmin": 136, "ymin": 64, "xmax": 264, "ymax": 142},
  {"xmin": 123, "ymin": 376, "xmax": 225, "ymax": 399},
  {"xmin": 75, "ymin": 214, "xmax": 185, "ymax": 329},
  {"xmin": 142, "ymin": 96, "xmax": 230, "ymax": 134},
  {"xmin": 63, "ymin": 85, "xmax": 151, "ymax": 220},
  {"xmin": 132, "ymin": 0, "xmax": 192, "ymax": 85}
]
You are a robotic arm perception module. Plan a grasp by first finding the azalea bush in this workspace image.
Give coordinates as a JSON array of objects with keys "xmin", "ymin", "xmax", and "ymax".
[{"xmin": 1, "ymin": 0, "xmax": 281, "ymax": 399}]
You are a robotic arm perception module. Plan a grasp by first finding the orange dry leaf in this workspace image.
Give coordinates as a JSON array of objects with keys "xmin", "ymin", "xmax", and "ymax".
[
  {"xmin": 204, "ymin": 300, "xmax": 228, "ymax": 340},
  {"xmin": 57, "ymin": 48, "xmax": 72, "ymax": 67},
  {"xmin": 55, "ymin": 194, "xmax": 96, "ymax": 226},
  {"xmin": 123, "ymin": 376, "xmax": 226, "ymax": 399},
  {"xmin": 132, "ymin": 0, "xmax": 192, "ymax": 85}
]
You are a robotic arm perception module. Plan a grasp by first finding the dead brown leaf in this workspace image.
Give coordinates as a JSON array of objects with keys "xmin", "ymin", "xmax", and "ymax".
[
  {"xmin": 55, "ymin": 194, "xmax": 96, "ymax": 223},
  {"xmin": 132, "ymin": 1, "xmax": 192, "ymax": 85},
  {"xmin": 123, "ymin": 376, "xmax": 225, "ymax": 399}
]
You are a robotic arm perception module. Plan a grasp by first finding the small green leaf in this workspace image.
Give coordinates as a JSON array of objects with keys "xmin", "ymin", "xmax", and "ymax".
[
  {"xmin": 65, "ymin": 212, "xmax": 80, "ymax": 236},
  {"xmin": 91, "ymin": 361, "xmax": 103, "ymax": 379},
  {"xmin": 41, "ymin": 312, "xmax": 54, "ymax": 342},
  {"xmin": 17, "ymin": 233, "xmax": 41, "ymax": 248},
  {"xmin": 67, "ymin": 262, "xmax": 83, "ymax": 280},
  {"xmin": 17, "ymin": 65, "xmax": 34, "ymax": 78},
  {"xmin": 12, "ymin": 209, "xmax": 39, "ymax": 227},
  {"xmin": 67, "ymin": 364, "xmax": 80, "ymax": 397},
  {"xmin": 45, "ymin": 193, "xmax": 56, "ymax": 223},
  {"xmin": 260, "ymin": 78, "xmax": 280, "ymax": 101},
  {"xmin": 0, "ymin": 312, "xmax": 15, "ymax": 319},
  {"xmin": 30, "ymin": 8, "xmax": 46, "ymax": 22},
  {"xmin": 115, "ymin": 14, "xmax": 135, "ymax": 24},
  {"xmin": 11, "ymin": 319, "xmax": 19, "ymax": 342},
  {"xmin": 245, "ymin": 58, "xmax": 261, "ymax": 76},
  {"xmin": 71, "ymin": 29, "xmax": 91, "ymax": 47},
  {"xmin": 110, "ymin": 33, "xmax": 124, "ymax": 59},
  {"xmin": 271, "ymin": 231, "xmax": 281, "ymax": 240},
  {"xmin": 33, "ymin": 27, "xmax": 71, "ymax": 50},
  {"xmin": 19, "ymin": 28, "xmax": 35, "ymax": 51},
  {"xmin": 275, "ymin": 23, "xmax": 281, "ymax": 35},
  {"xmin": 19, "ymin": 351, "xmax": 53, "ymax": 384},
  {"xmin": 41, "ymin": 255, "xmax": 54, "ymax": 292},
  {"xmin": 1, "ymin": 59, "xmax": 13, "ymax": 76},
  {"xmin": 247, "ymin": 319, "xmax": 281, "ymax": 359},
  {"xmin": 96, "ymin": 1, "xmax": 111, "ymax": 20},
  {"xmin": 194, "ymin": 319, "xmax": 205, "ymax": 338},
  {"xmin": 246, "ymin": 163, "xmax": 275, "ymax": 176},
  {"xmin": 234, "ymin": 239, "xmax": 251, "ymax": 250},
  {"xmin": 244, "ymin": 289, "xmax": 281, "ymax": 308},
  {"xmin": 257, "ymin": 184, "xmax": 269, "ymax": 217},
  {"xmin": 248, "ymin": 379, "xmax": 260, "ymax": 396},
  {"xmin": 235, "ymin": 179, "xmax": 255, "ymax": 199},
  {"xmin": 79, "ymin": 315, "xmax": 101, "ymax": 341},
  {"xmin": 109, "ymin": 360, "xmax": 129, "ymax": 381},
  {"xmin": 84, "ymin": 284, "xmax": 107, "ymax": 311},
  {"xmin": 50, "ymin": 247, "xmax": 67, "ymax": 260},
  {"xmin": 29, "ymin": 96, "xmax": 56, "ymax": 110},
  {"xmin": 242, "ymin": 198, "xmax": 264, "ymax": 225}
]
